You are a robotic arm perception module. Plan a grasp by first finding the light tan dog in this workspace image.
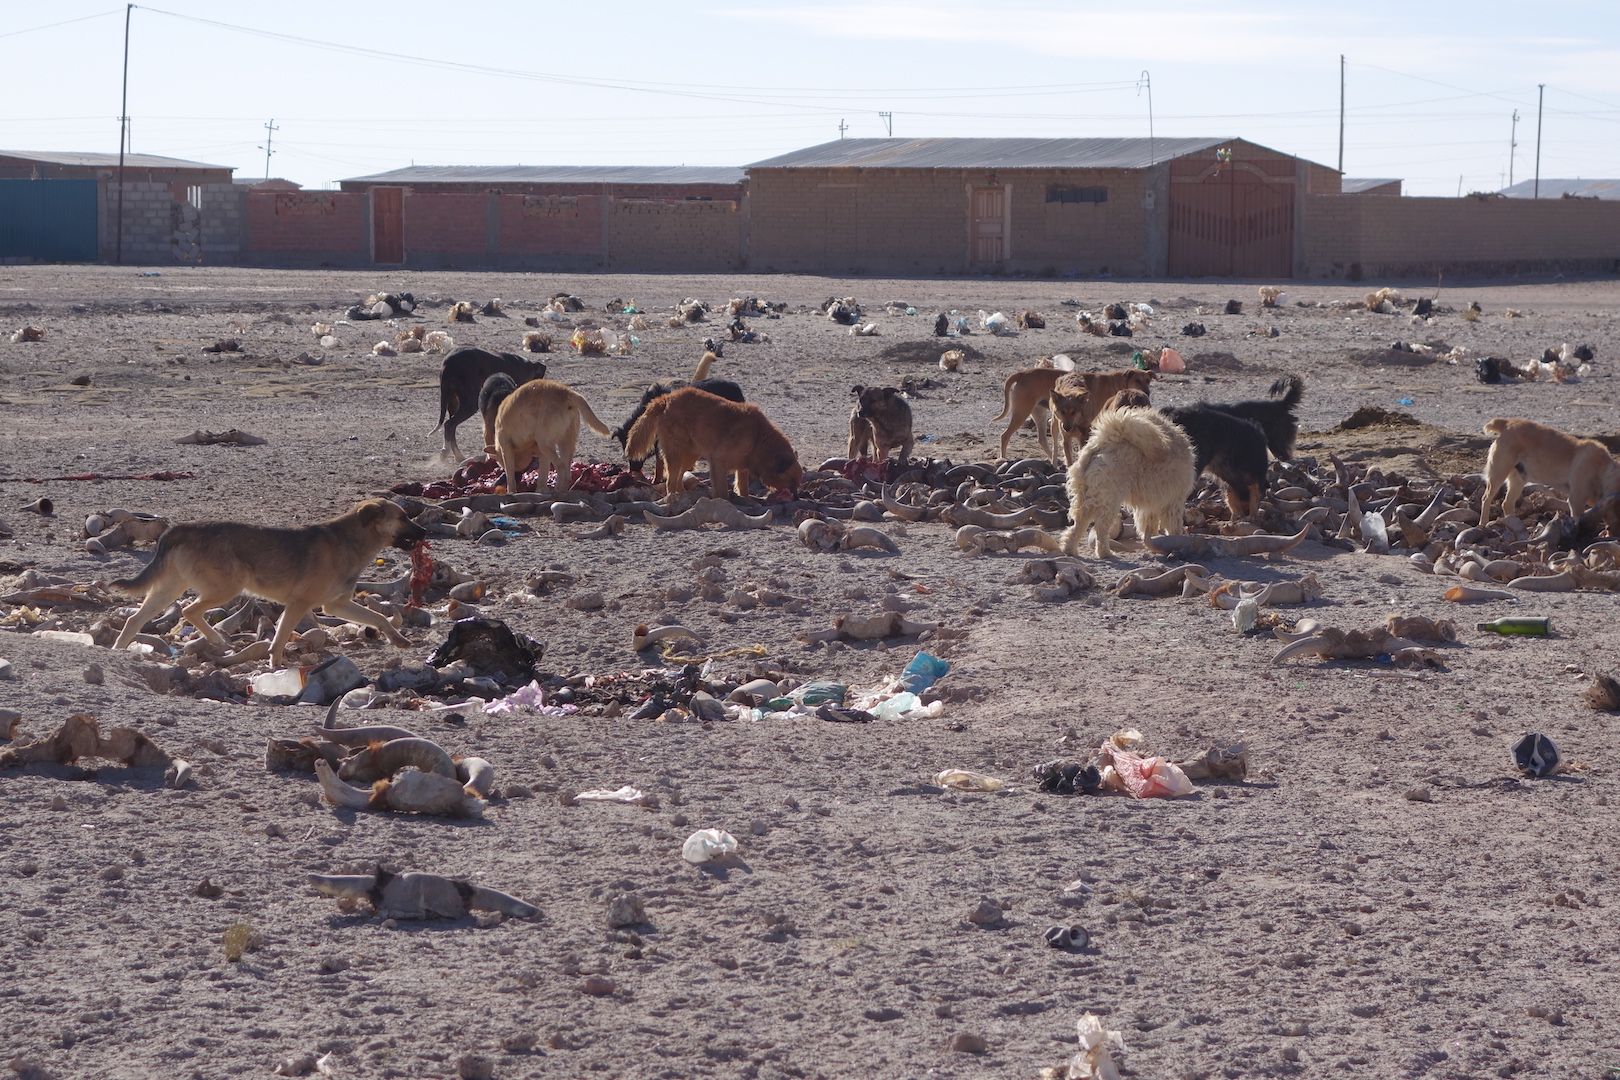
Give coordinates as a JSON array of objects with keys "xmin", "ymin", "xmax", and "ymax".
[
  {"xmin": 625, "ymin": 385, "xmax": 802, "ymax": 501},
  {"xmin": 110, "ymin": 499, "xmax": 426, "ymax": 666},
  {"xmin": 1060, "ymin": 407, "xmax": 1196, "ymax": 559},
  {"xmin": 1480, "ymin": 417, "xmax": 1620, "ymax": 524},
  {"xmin": 1047, "ymin": 369, "xmax": 1156, "ymax": 465},
  {"xmin": 493, "ymin": 379, "xmax": 613, "ymax": 494},
  {"xmin": 993, "ymin": 367, "xmax": 1066, "ymax": 461}
]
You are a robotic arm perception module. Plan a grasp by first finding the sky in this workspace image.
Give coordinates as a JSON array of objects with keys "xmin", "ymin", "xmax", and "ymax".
[{"xmin": 3, "ymin": 0, "xmax": 1619, "ymax": 195}]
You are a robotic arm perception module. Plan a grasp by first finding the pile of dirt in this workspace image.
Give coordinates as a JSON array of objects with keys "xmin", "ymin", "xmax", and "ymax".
[
  {"xmin": 1330, "ymin": 405, "xmax": 1421, "ymax": 432},
  {"xmin": 876, "ymin": 339, "xmax": 985, "ymax": 365},
  {"xmin": 1190, "ymin": 350, "xmax": 1242, "ymax": 371},
  {"xmin": 1353, "ymin": 347, "xmax": 1440, "ymax": 367}
]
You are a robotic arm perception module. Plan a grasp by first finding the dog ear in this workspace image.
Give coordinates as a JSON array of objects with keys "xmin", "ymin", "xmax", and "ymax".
[
  {"xmin": 851, "ymin": 385, "xmax": 865, "ymax": 398},
  {"xmin": 356, "ymin": 500, "xmax": 385, "ymax": 526}
]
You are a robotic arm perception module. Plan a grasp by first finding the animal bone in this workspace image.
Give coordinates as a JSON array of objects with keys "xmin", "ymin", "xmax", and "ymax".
[
  {"xmin": 1176, "ymin": 743, "xmax": 1248, "ymax": 781},
  {"xmin": 1272, "ymin": 627, "xmax": 1420, "ymax": 664},
  {"xmin": 308, "ymin": 867, "xmax": 537, "ymax": 919},
  {"xmin": 1115, "ymin": 565, "xmax": 1211, "ymax": 597},
  {"xmin": 1585, "ymin": 542, "xmax": 1620, "ymax": 570},
  {"xmin": 315, "ymin": 761, "xmax": 484, "ymax": 818},
  {"xmin": 337, "ymin": 738, "xmax": 458, "ymax": 784},
  {"xmin": 632, "ymin": 623, "xmax": 704, "ymax": 651},
  {"xmin": 800, "ymin": 612, "xmax": 942, "ymax": 643},
  {"xmin": 798, "ymin": 517, "xmax": 843, "ymax": 550},
  {"xmin": 0, "ymin": 713, "xmax": 179, "ymax": 779},
  {"xmin": 576, "ymin": 514, "xmax": 627, "ymax": 540},
  {"xmin": 840, "ymin": 526, "xmax": 899, "ymax": 553},
  {"xmin": 266, "ymin": 737, "xmax": 345, "ymax": 772},
  {"xmin": 941, "ymin": 504, "xmax": 1038, "ymax": 529},
  {"xmin": 1145, "ymin": 525, "xmax": 1310, "ymax": 559},
  {"xmin": 1346, "ymin": 487, "xmax": 1390, "ymax": 554},
  {"xmin": 1443, "ymin": 582, "xmax": 1516, "ymax": 601},
  {"xmin": 644, "ymin": 498, "xmax": 771, "ymax": 531}
]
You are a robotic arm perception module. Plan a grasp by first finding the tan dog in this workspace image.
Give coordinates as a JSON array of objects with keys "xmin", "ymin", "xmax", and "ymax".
[
  {"xmin": 1480, "ymin": 418, "xmax": 1620, "ymax": 524},
  {"xmin": 493, "ymin": 379, "xmax": 613, "ymax": 494},
  {"xmin": 847, "ymin": 385, "xmax": 914, "ymax": 464},
  {"xmin": 625, "ymin": 385, "xmax": 802, "ymax": 500},
  {"xmin": 993, "ymin": 367, "xmax": 1065, "ymax": 461},
  {"xmin": 1048, "ymin": 369, "xmax": 1156, "ymax": 465},
  {"xmin": 1060, "ymin": 407, "xmax": 1196, "ymax": 559},
  {"xmin": 110, "ymin": 499, "xmax": 426, "ymax": 667}
]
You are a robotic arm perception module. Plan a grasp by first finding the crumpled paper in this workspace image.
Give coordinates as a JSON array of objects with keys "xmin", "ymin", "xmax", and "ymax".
[{"xmin": 483, "ymin": 680, "xmax": 578, "ymax": 716}]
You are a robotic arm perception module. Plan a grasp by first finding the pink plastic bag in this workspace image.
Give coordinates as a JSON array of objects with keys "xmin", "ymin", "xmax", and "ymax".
[
  {"xmin": 1157, "ymin": 347, "xmax": 1186, "ymax": 374},
  {"xmin": 1109, "ymin": 751, "xmax": 1195, "ymax": 798}
]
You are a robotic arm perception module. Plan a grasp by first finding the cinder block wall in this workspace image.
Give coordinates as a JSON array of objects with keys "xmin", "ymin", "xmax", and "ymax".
[
  {"xmin": 1303, "ymin": 195, "xmax": 1620, "ymax": 279},
  {"xmin": 748, "ymin": 167, "xmax": 1151, "ymax": 276},
  {"xmin": 608, "ymin": 199, "xmax": 742, "ymax": 270},
  {"xmin": 245, "ymin": 191, "xmax": 368, "ymax": 265},
  {"xmin": 96, "ymin": 181, "xmax": 243, "ymax": 264}
]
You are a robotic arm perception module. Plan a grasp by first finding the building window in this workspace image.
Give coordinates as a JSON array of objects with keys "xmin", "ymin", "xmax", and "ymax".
[
  {"xmin": 1047, "ymin": 187, "xmax": 1107, "ymax": 204},
  {"xmin": 187, "ymin": 185, "xmax": 203, "ymax": 209}
]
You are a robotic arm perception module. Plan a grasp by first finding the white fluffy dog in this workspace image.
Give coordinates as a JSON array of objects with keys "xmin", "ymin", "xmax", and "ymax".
[{"xmin": 1060, "ymin": 407, "xmax": 1197, "ymax": 558}]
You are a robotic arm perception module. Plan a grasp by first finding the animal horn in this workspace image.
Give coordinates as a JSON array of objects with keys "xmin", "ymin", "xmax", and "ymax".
[
  {"xmin": 955, "ymin": 525, "xmax": 987, "ymax": 556},
  {"xmin": 455, "ymin": 757, "xmax": 495, "ymax": 798},
  {"xmin": 315, "ymin": 760, "xmax": 374, "ymax": 809},
  {"xmin": 644, "ymin": 504, "xmax": 710, "ymax": 530},
  {"xmin": 1229, "ymin": 526, "xmax": 1311, "ymax": 555},
  {"xmin": 710, "ymin": 501, "xmax": 772, "ymax": 529},
  {"xmin": 880, "ymin": 485, "xmax": 927, "ymax": 522},
  {"xmin": 467, "ymin": 885, "xmax": 539, "ymax": 918},
  {"xmin": 307, "ymin": 871, "xmax": 377, "ymax": 900},
  {"xmin": 1009, "ymin": 528, "xmax": 1062, "ymax": 553},
  {"xmin": 941, "ymin": 504, "xmax": 1037, "ymax": 529},
  {"xmin": 1272, "ymin": 636, "xmax": 1330, "ymax": 663},
  {"xmin": 1507, "ymin": 570, "xmax": 1576, "ymax": 592},
  {"xmin": 1442, "ymin": 583, "xmax": 1517, "ymax": 602},
  {"xmin": 337, "ymin": 737, "xmax": 458, "ymax": 784}
]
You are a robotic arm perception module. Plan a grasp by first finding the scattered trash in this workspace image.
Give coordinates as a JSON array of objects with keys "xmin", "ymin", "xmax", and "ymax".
[
  {"xmin": 1156, "ymin": 346, "xmax": 1186, "ymax": 373},
  {"xmin": 574, "ymin": 786, "xmax": 647, "ymax": 804},
  {"xmin": 1476, "ymin": 617, "xmax": 1550, "ymax": 636},
  {"xmin": 898, "ymin": 651, "xmax": 949, "ymax": 694},
  {"xmin": 1044, "ymin": 924, "xmax": 1089, "ymax": 949},
  {"xmin": 1067, "ymin": 1011, "xmax": 1128, "ymax": 1080},
  {"xmin": 200, "ymin": 338, "xmax": 241, "ymax": 354},
  {"xmin": 933, "ymin": 769, "xmax": 1004, "ymax": 792},
  {"xmin": 10, "ymin": 325, "xmax": 45, "ymax": 343},
  {"xmin": 482, "ymin": 679, "xmax": 578, "ymax": 717},
  {"xmin": 681, "ymin": 828, "xmax": 738, "ymax": 864},
  {"xmin": 1511, "ymin": 733, "xmax": 1561, "ymax": 778},
  {"xmin": 1032, "ymin": 759, "xmax": 1101, "ymax": 795}
]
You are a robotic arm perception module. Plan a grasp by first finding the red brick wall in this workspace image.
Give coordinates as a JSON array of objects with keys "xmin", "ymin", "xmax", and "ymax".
[
  {"xmin": 402, "ymin": 192, "xmax": 486, "ymax": 255},
  {"xmin": 498, "ymin": 193, "xmax": 603, "ymax": 256},
  {"xmin": 245, "ymin": 191, "xmax": 366, "ymax": 254}
]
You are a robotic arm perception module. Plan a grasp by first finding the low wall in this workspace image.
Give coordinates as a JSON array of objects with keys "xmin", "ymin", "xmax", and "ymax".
[
  {"xmin": 99, "ymin": 181, "xmax": 243, "ymax": 265},
  {"xmin": 245, "ymin": 190, "xmax": 368, "ymax": 265},
  {"xmin": 608, "ymin": 198, "xmax": 742, "ymax": 271},
  {"xmin": 1303, "ymin": 194, "xmax": 1620, "ymax": 280}
]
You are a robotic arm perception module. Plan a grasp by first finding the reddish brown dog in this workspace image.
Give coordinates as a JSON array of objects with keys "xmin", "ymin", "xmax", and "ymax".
[
  {"xmin": 1048, "ymin": 369, "xmax": 1156, "ymax": 465},
  {"xmin": 625, "ymin": 386, "xmax": 803, "ymax": 500}
]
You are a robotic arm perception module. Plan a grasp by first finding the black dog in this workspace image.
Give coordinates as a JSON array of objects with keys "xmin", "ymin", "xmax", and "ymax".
[
  {"xmin": 434, "ymin": 347, "xmax": 548, "ymax": 460},
  {"xmin": 611, "ymin": 378, "xmax": 746, "ymax": 477},
  {"xmin": 1209, "ymin": 374, "xmax": 1304, "ymax": 461},
  {"xmin": 475, "ymin": 374, "xmax": 520, "ymax": 457},
  {"xmin": 1161, "ymin": 405, "xmax": 1271, "ymax": 517}
]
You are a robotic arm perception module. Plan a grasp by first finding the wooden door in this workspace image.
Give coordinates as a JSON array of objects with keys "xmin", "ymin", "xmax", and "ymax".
[
  {"xmin": 971, "ymin": 187, "xmax": 1004, "ymax": 264},
  {"xmin": 1169, "ymin": 169, "xmax": 1293, "ymax": 278},
  {"xmin": 372, "ymin": 187, "xmax": 404, "ymax": 263}
]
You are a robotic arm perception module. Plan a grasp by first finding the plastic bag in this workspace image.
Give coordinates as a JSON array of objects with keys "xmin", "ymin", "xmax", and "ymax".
[
  {"xmin": 1109, "ymin": 751, "xmax": 1195, "ymax": 799},
  {"xmin": 681, "ymin": 828, "xmax": 738, "ymax": 864},
  {"xmin": 1069, "ymin": 1012, "xmax": 1127, "ymax": 1080},
  {"xmin": 899, "ymin": 652, "xmax": 949, "ymax": 694},
  {"xmin": 934, "ymin": 769, "xmax": 1004, "ymax": 792},
  {"xmin": 1157, "ymin": 347, "xmax": 1186, "ymax": 374}
]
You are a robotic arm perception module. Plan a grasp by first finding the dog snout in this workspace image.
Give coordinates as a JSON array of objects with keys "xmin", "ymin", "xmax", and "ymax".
[{"xmin": 393, "ymin": 519, "xmax": 429, "ymax": 549}]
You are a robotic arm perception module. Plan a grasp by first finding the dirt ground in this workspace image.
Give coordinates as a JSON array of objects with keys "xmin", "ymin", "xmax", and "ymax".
[{"xmin": 2, "ymin": 266, "xmax": 1618, "ymax": 1080}]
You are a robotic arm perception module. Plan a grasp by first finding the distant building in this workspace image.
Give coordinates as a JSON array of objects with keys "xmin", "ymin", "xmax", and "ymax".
[
  {"xmin": 1342, "ymin": 178, "xmax": 1402, "ymax": 196},
  {"xmin": 1500, "ymin": 179, "xmax": 1620, "ymax": 200},
  {"xmin": 745, "ymin": 137, "xmax": 1341, "ymax": 277}
]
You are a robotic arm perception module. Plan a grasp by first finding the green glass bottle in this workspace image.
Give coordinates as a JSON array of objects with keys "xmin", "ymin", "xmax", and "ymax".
[{"xmin": 1476, "ymin": 617, "xmax": 1551, "ymax": 637}]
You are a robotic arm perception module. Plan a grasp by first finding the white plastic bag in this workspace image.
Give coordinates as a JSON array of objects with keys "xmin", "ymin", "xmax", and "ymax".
[{"xmin": 681, "ymin": 828, "xmax": 738, "ymax": 864}]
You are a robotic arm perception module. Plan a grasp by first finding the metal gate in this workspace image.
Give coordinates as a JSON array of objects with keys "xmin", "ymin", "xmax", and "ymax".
[
  {"xmin": 1168, "ymin": 167, "xmax": 1293, "ymax": 278},
  {"xmin": 372, "ymin": 187, "xmax": 404, "ymax": 263},
  {"xmin": 971, "ymin": 187, "xmax": 1005, "ymax": 264},
  {"xmin": 0, "ymin": 179, "xmax": 98, "ymax": 262}
]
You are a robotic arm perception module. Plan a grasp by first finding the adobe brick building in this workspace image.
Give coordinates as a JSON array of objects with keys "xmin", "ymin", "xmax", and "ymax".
[
  {"xmin": 240, "ymin": 165, "xmax": 748, "ymax": 270},
  {"xmin": 743, "ymin": 137, "xmax": 1341, "ymax": 278}
]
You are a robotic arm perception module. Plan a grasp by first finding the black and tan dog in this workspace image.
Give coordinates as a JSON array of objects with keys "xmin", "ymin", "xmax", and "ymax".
[
  {"xmin": 1160, "ymin": 405, "xmax": 1271, "ymax": 517},
  {"xmin": 110, "ymin": 499, "xmax": 425, "ymax": 667},
  {"xmin": 1209, "ymin": 374, "xmax": 1304, "ymax": 461},
  {"xmin": 434, "ymin": 347, "xmax": 549, "ymax": 461},
  {"xmin": 847, "ymin": 385, "xmax": 914, "ymax": 464}
]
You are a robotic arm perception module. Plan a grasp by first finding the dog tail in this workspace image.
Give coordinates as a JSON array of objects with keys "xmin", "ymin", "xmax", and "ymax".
[
  {"xmin": 693, "ymin": 349, "xmax": 718, "ymax": 382},
  {"xmin": 1267, "ymin": 374, "xmax": 1304, "ymax": 408},
  {"xmin": 1483, "ymin": 418, "xmax": 1510, "ymax": 436},
  {"xmin": 108, "ymin": 530, "xmax": 176, "ymax": 595},
  {"xmin": 625, "ymin": 395, "xmax": 671, "ymax": 463},
  {"xmin": 1091, "ymin": 406, "xmax": 1179, "ymax": 461},
  {"xmin": 991, "ymin": 372, "xmax": 1016, "ymax": 422},
  {"xmin": 434, "ymin": 374, "xmax": 455, "ymax": 433},
  {"xmin": 570, "ymin": 390, "xmax": 613, "ymax": 438}
]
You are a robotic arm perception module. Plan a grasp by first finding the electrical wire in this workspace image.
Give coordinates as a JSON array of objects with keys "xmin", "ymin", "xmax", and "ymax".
[{"xmin": 0, "ymin": 10, "xmax": 120, "ymax": 41}]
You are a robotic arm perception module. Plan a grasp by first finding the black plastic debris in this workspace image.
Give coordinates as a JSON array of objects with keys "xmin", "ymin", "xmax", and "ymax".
[
  {"xmin": 1511, "ymin": 732, "xmax": 1561, "ymax": 778},
  {"xmin": 1032, "ymin": 759, "xmax": 1101, "ymax": 795},
  {"xmin": 426, "ymin": 618, "xmax": 542, "ymax": 682}
]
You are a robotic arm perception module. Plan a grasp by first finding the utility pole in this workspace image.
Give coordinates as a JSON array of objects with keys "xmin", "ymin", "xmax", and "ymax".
[
  {"xmin": 877, "ymin": 112, "xmax": 892, "ymax": 137},
  {"xmin": 1137, "ymin": 71, "xmax": 1154, "ymax": 165},
  {"xmin": 115, "ymin": 2, "xmax": 132, "ymax": 265},
  {"xmin": 838, "ymin": 119, "xmax": 848, "ymax": 140},
  {"xmin": 1509, "ymin": 109, "xmax": 1519, "ymax": 188},
  {"xmin": 258, "ymin": 119, "xmax": 279, "ymax": 181},
  {"xmin": 1533, "ymin": 84, "xmax": 1544, "ymax": 199},
  {"xmin": 1337, "ymin": 54, "xmax": 1345, "ymax": 176}
]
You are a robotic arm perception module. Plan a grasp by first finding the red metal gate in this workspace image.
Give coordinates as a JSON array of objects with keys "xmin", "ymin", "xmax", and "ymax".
[{"xmin": 1169, "ymin": 166, "xmax": 1293, "ymax": 278}]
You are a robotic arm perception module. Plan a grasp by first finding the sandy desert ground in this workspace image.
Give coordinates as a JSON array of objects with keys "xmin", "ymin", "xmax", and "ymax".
[{"xmin": 2, "ymin": 265, "xmax": 1619, "ymax": 1080}]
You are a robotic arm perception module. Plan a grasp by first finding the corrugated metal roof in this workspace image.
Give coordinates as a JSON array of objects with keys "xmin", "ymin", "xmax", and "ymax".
[
  {"xmin": 746, "ymin": 137, "xmax": 1238, "ymax": 171},
  {"xmin": 339, "ymin": 164, "xmax": 746, "ymax": 185},
  {"xmin": 1342, "ymin": 177, "xmax": 1401, "ymax": 193},
  {"xmin": 1500, "ymin": 178, "xmax": 1620, "ymax": 200},
  {"xmin": 0, "ymin": 149, "xmax": 231, "ymax": 170}
]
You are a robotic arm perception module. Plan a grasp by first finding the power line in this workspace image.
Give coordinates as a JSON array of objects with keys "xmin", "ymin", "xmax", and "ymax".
[{"xmin": 0, "ymin": 10, "xmax": 120, "ymax": 41}]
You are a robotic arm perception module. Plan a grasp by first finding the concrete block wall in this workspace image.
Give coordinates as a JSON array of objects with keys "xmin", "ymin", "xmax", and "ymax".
[
  {"xmin": 608, "ymin": 199, "xmax": 742, "ymax": 270},
  {"xmin": 1302, "ymin": 195, "xmax": 1620, "ymax": 279},
  {"xmin": 198, "ymin": 183, "xmax": 244, "ymax": 262},
  {"xmin": 245, "ymin": 191, "xmax": 367, "ymax": 264},
  {"xmin": 96, "ymin": 181, "xmax": 244, "ymax": 264}
]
